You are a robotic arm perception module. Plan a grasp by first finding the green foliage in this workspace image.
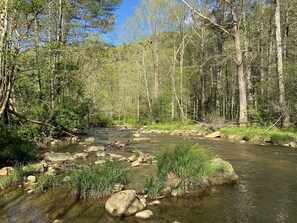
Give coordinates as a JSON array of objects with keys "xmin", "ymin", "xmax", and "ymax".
[
  {"xmin": 0, "ymin": 164, "xmax": 36, "ymax": 190},
  {"xmin": 145, "ymin": 176, "xmax": 164, "ymax": 197},
  {"xmin": 0, "ymin": 127, "xmax": 38, "ymax": 167},
  {"xmin": 69, "ymin": 162, "xmax": 130, "ymax": 199},
  {"xmin": 35, "ymin": 174, "xmax": 61, "ymax": 193},
  {"xmin": 89, "ymin": 113, "xmax": 114, "ymax": 127},
  {"xmin": 157, "ymin": 144, "xmax": 217, "ymax": 183}
]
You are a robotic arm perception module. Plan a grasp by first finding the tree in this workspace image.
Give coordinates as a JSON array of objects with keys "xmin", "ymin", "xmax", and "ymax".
[{"xmin": 275, "ymin": 0, "xmax": 290, "ymax": 127}]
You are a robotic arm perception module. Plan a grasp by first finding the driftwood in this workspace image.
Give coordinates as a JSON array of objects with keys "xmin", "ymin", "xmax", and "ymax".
[
  {"xmin": 8, "ymin": 108, "xmax": 78, "ymax": 138},
  {"xmin": 266, "ymin": 114, "xmax": 283, "ymax": 131}
]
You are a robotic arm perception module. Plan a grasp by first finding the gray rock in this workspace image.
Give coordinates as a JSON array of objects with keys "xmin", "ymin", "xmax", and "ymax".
[
  {"xmin": 135, "ymin": 210, "xmax": 153, "ymax": 220},
  {"xmin": 96, "ymin": 151, "xmax": 106, "ymax": 157},
  {"xmin": 0, "ymin": 167, "xmax": 13, "ymax": 176},
  {"xmin": 148, "ymin": 200, "xmax": 161, "ymax": 206},
  {"xmin": 132, "ymin": 137, "xmax": 151, "ymax": 143},
  {"xmin": 85, "ymin": 137, "xmax": 96, "ymax": 143},
  {"xmin": 131, "ymin": 160, "xmax": 140, "ymax": 167},
  {"xmin": 44, "ymin": 152, "xmax": 74, "ymax": 162},
  {"xmin": 95, "ymin": 160, "xmax": 107, "ymax": 165},
  {"xmin": 171, "ymin": 189, "xmax": 179, "ymax": 197},
  {"xmin": 27, "ymin": 175, "xmax": 37, "ymax": 183},
  {"xmin": 211, "ymin": 158, "xmax": 239, "ymax": 184},
  {"xmin": 118, "ymin": 157, "xmax": 127, "ymax": 162},
  {"xmin": 113, "ymin": 183, "xmax": 124, "ymax": 192},
  {"xmin": 46, "ymin": 167, "xmax": 56, "ymax": 175},
  {"xmin": 165, "ymin": 173, "xmax": 181, "ymax": 189},
  {"xmin": 74, "ymin": 153, "xmax": 88, "ymax": 159},
  {"xmin": 109, "ymin": 153, "xmax": 123, "ymax": 159},
  {"xmin": 128, "ymin": 155, "xmax": 138, "ymax": 162},
  {"xmin": 105, "ymin": 190, "xmax": 146, "ymax": 217},
  {"xmin": 205, "ymin": 131, "xmax": 221, "ymax": 138},
  {"xmin": 87, "ymin": 146, "xmax": 105, "ymax": 152}
]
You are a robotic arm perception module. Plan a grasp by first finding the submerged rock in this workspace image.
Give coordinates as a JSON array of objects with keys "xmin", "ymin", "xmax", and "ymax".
[
  {"xmin": 105, "ymin": 190, "xmax": 146, "ymax": 217},
  {"xmin": 132, "ymin": 137, "xmax": 151, "ymax": 143},
  {"xmin": 44, "ymin": 152, "xmax": 74, "ymax": 162},
  {"xmin": 135, "ymin": 210, "xmax": 153, "ymax": 219},
  {"xmin": 86, "ymin": 146, "xmax": 105, "ymax": 152},
  {"xmin": 74, "ymin": 153, "xmax": 88, "ymax": 159}
]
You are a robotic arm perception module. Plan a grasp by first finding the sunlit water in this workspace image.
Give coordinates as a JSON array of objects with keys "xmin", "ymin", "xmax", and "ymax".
[{"xmin": 1, "ymin": 128, "xmax": 297, "ymax": 223}]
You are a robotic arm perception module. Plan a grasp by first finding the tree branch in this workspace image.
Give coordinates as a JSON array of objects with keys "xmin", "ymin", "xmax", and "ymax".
[
  {"xmin": 7, "ymin": 109, "xmax": 78, "ymax": 138},
  {"xmin": 180, "ymin": 0, "xmax": 232, "ymax": 36}
]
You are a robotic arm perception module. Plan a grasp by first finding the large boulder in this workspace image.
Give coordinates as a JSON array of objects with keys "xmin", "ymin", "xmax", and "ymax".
[
  {"xmin": 105, "ymin": 190, "xmax": 146, "ymax": 217},
  {"xmin": 44, "ymin": 153, "xmax": 74, "ymax": 162},
  {"xmin": 211, "ymin": 158, "xmax": 239, "ymax": 184}
]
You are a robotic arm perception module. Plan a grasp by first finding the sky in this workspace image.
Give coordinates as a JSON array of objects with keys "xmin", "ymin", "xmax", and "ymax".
[{"xmin": 102, "ymin": 0, "xmax": 141, "ymax": 45}]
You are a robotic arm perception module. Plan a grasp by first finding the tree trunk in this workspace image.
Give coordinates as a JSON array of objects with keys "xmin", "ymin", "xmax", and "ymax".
[
  {"xmin": 229, "ymin": 0, "xmax": 247, "ymax": 126},
  {"xmin": 275, "ymin": 0, "xmax": 289, "ymax": 127}
]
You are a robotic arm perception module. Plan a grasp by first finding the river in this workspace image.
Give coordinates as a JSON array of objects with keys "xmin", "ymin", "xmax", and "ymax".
[{"xmin": 1, "ymin": 128, "xmax": 297, "ymax": 223}]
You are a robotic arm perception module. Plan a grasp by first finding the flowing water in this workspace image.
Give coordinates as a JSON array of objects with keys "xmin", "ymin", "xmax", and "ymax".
[{"xmin": 1, "ymin": 128, "xmax": 297, "ymax": 223}]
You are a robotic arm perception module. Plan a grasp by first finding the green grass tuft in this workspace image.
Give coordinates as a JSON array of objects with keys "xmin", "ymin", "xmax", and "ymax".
[
  {"xmin": 35, "ymin": 174, "xmax": 61, "ymax": 193},
  {"xmin": 145, "ymin": 176, "xmax": 164, "ymax": 197},
  {"xmin": 157, "ymin": 144, "xmax": 218, "ymax": 184},
  {"xmin": 221, "ymin": 126, "xmax": 297, "ymax": 143},
  {"xmin": 147, "ymin": 123, "xmax": 201, "ymax": 132},
  {"xmin": 69, "ymin": 162, "xmax": 130, "ymax": 199}
]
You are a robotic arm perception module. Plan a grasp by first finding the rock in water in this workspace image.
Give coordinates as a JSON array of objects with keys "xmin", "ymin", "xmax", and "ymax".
[
  {"xmin": 44, "ymin": 153, "xmax": 74, "ymax": 162},
  {"xmin": 205, "ymin": 131, "xmax": 221, "ymax": 138},
  {"xmin": 105, "ymin": 190, "xmax": 146, "ymax": 216},
  {"xmin": 135, "ymin": 210, "xmax": 153, "ymax": 219}
]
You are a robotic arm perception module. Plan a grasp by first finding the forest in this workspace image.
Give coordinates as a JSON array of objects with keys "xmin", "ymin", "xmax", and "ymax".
[
  {"xmin": 1, "ymin": 1, "xmax": 297, "ymax": 222},
  {"xmin": 0, "ymin": 0, "xmax": 297, "ymax": 151}
]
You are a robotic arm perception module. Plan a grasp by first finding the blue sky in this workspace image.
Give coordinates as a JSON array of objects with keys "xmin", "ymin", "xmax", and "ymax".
[{"xmin": 102, "ymin": 0, "xmax": 141, "ymax": 45}]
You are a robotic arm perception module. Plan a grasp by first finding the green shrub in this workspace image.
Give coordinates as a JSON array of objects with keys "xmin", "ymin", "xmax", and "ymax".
[
  {"xmin": 69, "ymin": 162, "xmax": 130, "ymax": 199},
  {"xmin": 157, "ymin": 144, "xmax": 218, "ymax": 184},
  {"xmin": 0, "ymin": 128, "xmax": 38, "ymax": 167},
  {"xmin": 145, "ymin": 176, "xmax": 164, "ymax": 197},
  {"xmin": 35, "ymin": 174, "xmax": 61, "ymax": 193}
]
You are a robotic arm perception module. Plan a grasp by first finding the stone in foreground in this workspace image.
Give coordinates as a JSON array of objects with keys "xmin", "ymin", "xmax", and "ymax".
[
  {"xmin": 105, "ymin": 190, "xmax": 146, "ymax": 217},
  {"xmin": 135, "ymin": 210, "xmax": 153, "ymax": 219}
]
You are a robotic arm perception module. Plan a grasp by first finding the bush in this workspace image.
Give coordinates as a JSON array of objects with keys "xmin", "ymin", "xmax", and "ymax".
[
  {"xmin": 0, "ymin": 127, "xmax": 38, "ymax": 167},
  {"xmin": 35, "ymin": 174, "xmax": 61, "ymax": 193},
  {"xmin": 157, "ymin": 144, "xmax": 218, "ymax": 184},
  {"xmin": 69, "ymin": 162, "xmax": 130, "ymax": 199}
]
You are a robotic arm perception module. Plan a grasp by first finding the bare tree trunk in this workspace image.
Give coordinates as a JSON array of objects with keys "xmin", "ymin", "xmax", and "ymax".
[
  {"xmin": 229, "ymin": 0, "xmax": 247, "ymax": 126},
  {"xmin": 275, "ymin": 0, "xmax": 289, "ymax": 127},
  {"xmin": 0, "ymin": 0, "xmax": 10, "ymax": 120}
]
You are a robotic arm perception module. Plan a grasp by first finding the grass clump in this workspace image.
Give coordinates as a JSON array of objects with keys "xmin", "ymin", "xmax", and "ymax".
[
  {"xmin": 69, "ymin": 162, "xmax": 130, "ymax": 199},
  {"xmin": 35, "ymin": 174, "xmax": 61, "ymax": 193},
  {"xmin": 0, "ymin": 164, "xmax": 36, "ymax": 190},
  {"xmin": 221, "ymin": 126, "xmax": 297, "ymax": 143},
  {"xmin": 147, "ymin": 123, "xmax": 201, "ymax": 132},
  {"xmin": 145, "ymin": 176, "xmax": 164, "ymax": 197},
  {"xmin": 157, "ymin": 144, "xmax": 218, "ymax": 184}
]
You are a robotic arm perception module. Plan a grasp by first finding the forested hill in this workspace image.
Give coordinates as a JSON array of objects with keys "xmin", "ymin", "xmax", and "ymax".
[{"xmin": 1, "ymin": 0, "xmax": 297, "ymax": 139}]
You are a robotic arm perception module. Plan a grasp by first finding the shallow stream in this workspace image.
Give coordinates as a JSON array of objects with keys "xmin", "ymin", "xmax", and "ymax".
[{"xmin": 1, "ymin": 128, "xmax": 297, "ymax": 223}]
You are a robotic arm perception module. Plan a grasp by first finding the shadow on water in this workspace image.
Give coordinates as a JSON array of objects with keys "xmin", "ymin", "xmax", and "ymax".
[{"xmin": 1, "ymin": 128, "xmax": 297, "ymax": 223}]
